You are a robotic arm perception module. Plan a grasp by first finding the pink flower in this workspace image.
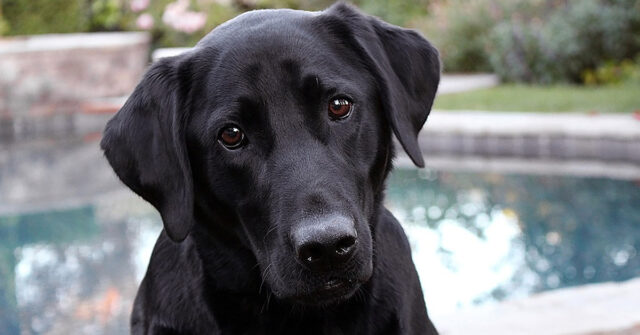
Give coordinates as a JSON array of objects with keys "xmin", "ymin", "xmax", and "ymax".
[
  {"xmin": 136, "ymin": 13, "xmax": 154, "ymax": 30},
  {"xmin": 162, "ymin": 0, "xmax": 207, "ymax": 33},
  {"xmin": 130, "ymin": 0, "xmax": 150, "ymax": 12}
]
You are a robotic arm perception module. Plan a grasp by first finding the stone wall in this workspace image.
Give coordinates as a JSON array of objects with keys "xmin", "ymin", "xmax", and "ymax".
[{"xmin": 0, "ymin": 32, "xmax": 150, "ymax": 142}]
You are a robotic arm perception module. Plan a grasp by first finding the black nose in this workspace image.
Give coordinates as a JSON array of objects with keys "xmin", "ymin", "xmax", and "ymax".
[{"xmin": 293, "ymin": 215, "xmax": 358, "ymax": 272}]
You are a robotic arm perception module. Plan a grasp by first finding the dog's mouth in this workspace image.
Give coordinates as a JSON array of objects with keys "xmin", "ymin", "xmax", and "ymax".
[{"xmin": 292, "ymin": 277, "xmax": 361, "ymax": 305}]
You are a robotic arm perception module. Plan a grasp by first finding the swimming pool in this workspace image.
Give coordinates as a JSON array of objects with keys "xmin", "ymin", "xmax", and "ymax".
[{"xmin": 1, "ymin": 139, "xmax": 639, "ymax": 333}]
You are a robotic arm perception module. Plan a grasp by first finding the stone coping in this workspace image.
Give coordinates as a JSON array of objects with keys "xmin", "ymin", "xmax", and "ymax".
[
  {"xmin": 437, "ymin": 74, "xmax": 499, "ymax": 94},
  {"xmin": 415, "ymin": 111, "xmax": 640, "ymax": 165},
  {"xmin": 0, "ymin": 32, "xmax": 150, "ymax": 54},
  {"xmin": 426, "ymin": 110, "xmax": 640, "ymax": 139}
]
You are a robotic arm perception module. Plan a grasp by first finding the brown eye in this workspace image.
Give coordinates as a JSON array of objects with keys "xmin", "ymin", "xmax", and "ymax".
[
  {"xmin": 218, "ymin": 126, "xmax": 245, "ymax": 149},
  {"xmin": 328, "ymin": 98, "xmax": 353, "ymax": 119}
]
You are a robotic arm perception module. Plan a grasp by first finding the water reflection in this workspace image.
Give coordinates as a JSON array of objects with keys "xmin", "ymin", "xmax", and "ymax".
[
  {"xmin": 0, "ymin": 194, "xmax": 161, "ymax": 335},
  {"xmin": 386, "ymin": 169, "xmax": 640, "ymax": 313},
  {"xmin": 1, "ymin": 207, "xmax": 97, "ymax": 333},
  {"xmin": 0, "ymin": 166, "xmax": 639, "ymax": 333}
]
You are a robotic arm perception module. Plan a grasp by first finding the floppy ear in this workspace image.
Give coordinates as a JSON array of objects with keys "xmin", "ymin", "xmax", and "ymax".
[
  {"xmin": 101, "ymin": 55, "xmax": 195, "ymax": 242},
  {"xmin": 324, "ymin": 4, "xmax": 441, "ymax": 167}
]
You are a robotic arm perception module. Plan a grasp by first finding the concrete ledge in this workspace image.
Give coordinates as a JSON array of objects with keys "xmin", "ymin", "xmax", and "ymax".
[
  {"xmin": 0, "ymin": 32, "xmax": 150, "ymax": 54},
  {"xmin": 433, "ymin": 277, "xmax": 640, "ymax": 335}
]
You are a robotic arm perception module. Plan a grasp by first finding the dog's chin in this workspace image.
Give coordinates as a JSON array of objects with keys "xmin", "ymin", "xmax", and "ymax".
[
  {"xmin": 269, "ymin": 259, "xmax": 374, "ymax": 306},
  {"xmin": 290, "ymin": 278, "xmax": 362, "ymax": 306}
]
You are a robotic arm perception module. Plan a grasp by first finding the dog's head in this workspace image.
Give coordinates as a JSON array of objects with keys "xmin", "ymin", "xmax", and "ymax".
[{"xmin": 101, "ymin": 4, "xmax": 439, "ymax": 305}]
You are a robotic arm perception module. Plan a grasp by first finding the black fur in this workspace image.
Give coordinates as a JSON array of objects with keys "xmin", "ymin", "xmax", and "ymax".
[{"xmin": 101, "ymin": 3, "xmax": 440, "ymax": 334}]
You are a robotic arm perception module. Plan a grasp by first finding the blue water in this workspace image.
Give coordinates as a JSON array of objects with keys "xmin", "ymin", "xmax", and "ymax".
[
  {"xmin": 386, "ymin": 169, "xmax": 640, "ymax": 312},
  {"xmin": 1, "ymin": 141, "xmax": 639, "ymax": 334}
]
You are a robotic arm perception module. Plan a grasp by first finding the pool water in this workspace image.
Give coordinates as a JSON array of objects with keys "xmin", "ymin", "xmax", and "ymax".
[
  {"xmin": 1, "ymin": 158, "xmax": 639, "ymax": 333},
  {"xmin": 386, "ymin": 169, "xmax": 640, "ymax": 313}
]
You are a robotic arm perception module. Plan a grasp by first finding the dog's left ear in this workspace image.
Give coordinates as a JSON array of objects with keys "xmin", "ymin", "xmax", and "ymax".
[
  {"xmin": 101, "ymin": 53, "xmax": 196, "ymax": 242},
  {"xmin": 323, "ymin": 4, "xmax": 441, "ymax": 167}
]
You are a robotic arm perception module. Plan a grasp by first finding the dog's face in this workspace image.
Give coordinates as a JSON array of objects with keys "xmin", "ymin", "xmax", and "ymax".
[
  {"xmin": 101, "ymin": 4, "xmax": 439, "ymax": 305},
  {"xmin": 187, "ymin": 24, "xmax": 383, "ymax": 303}
]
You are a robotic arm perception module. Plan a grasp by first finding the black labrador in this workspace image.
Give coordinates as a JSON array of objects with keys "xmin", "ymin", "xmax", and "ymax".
[{"xmin": 101, "ymin": 3, "xmax": 440, "ymax": 334}]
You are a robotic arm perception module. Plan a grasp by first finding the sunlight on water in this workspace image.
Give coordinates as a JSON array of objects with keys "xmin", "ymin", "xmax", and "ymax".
[{"xmin": 385, "ymin": 168, "xmax": 640, "ymax": 317}]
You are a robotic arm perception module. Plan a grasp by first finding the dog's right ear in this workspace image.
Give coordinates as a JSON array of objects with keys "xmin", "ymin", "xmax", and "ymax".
[
  {"xmin": 101, "ymin": 54, "xmax": 195, "ymax": 242},
  {"xmin": 322, "ymin": 3, "xmax": 440, "ymax": 168}
]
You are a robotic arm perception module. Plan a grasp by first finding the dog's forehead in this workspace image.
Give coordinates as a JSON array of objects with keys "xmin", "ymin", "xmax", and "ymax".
[
  {"xmin": 197, "ymin": 8, "xmax": 319, "ymax": 48},
  {"xmin": 192, "ymin": 8, "xmax": 373, "ymax": 141},
  {"xmin": 211, "ymin": 14, "xmax": 332, "ymax": 69},
  {"xmin": 199, "ymin": 10, "xmax": 366, "ymax": 108}
]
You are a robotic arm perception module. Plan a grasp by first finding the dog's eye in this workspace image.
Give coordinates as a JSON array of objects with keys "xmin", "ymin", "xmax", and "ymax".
[
  {"xmin": 328, "ymin": 98, "xmax": 353, "ymax": 120},
  {"xmin": 218, "ymin": 126, "xmax": 245, "ymax": 149}
]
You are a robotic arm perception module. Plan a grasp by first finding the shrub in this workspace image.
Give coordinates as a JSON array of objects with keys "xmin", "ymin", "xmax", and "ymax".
[
  {"xmin": 545, "ymin": 0, "xmax": 640, "ymax": 82},
  {"xmin": 0, "ymin": 6, "xmax": 8, "ymax": 35},
  {"xmin": 416, "ymin": 0, "xmax": 559, "ymax": 73},
  {"xmin": 414, "ymin": 0, "xmax": 497, "ymax": 73},
  {"xmin": 486, "ymin": 0, "xmax": 640, "ymax": 83},
  {"xmin": 356, "ymin": 0, "xmax": 430, "ymax": 26},
  {"xmin": 419, "ymin": 0, "xmax": 640, "ymax": 82},
  {"xmin": 582, "ymin": 57, "xmax": 640, "ymax": 85},
  {"xmin": 0, "ymin": 17, "xmax": 8, "ymax": 36},
  {"xmin": 487, "ymin": 20, "xmax": 560, "ymax": 83},
  {"xmin": 2, "ymin": 0, "xmax": 89, "ymax": 35},
  {"xmin": 89, "ymin": 0, "xmax": 133, "ymax": 32}
]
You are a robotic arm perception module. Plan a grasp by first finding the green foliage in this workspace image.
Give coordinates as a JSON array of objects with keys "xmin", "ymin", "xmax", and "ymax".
[
  {"xmin": 487, "ymin": 19, "xmax": 559, "ymax": 83},
  {"xmin": 545, "ymin": 0, "xmax": 640, "ymax": 82},
  {"xmin": 419, "ymin": 0, "xmax": 640, "ymax": 83},
  {"xmin": 90, "ymin": 0, "xmax": 129, "ymax": 31},
  {"xmin": 582, "ymin": 57, "xmax": 640, "ymax": 85},
  {"xmin": 415, "ymin": 0, "xmax": 549, "ymax": 73},
  {"xmin": 356, "ymin": 0, "xmax": 429, "ymax": 26},
  {"xmin": 0, "ymin": 6, "xmax": 8, "ymax": 35},
  {"xmin": 415, "ymin": 0, "xmax": 496, "ymax": 73},
  {"xmin": 0, "ymin": 18, "xmax": 8, "ymax": 35},
  {"xmin": 486, "ymin": 0, "xmax": 640, "ymax": 83},
  {"xmin": 2, "ymin": 0, "xmax": 89, "ymax": 35}
]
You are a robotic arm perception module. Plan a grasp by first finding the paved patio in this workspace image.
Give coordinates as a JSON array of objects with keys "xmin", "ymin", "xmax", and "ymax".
[{"xmin": 433, "ymin": 277, "xmax": 640, "ymax": 335}]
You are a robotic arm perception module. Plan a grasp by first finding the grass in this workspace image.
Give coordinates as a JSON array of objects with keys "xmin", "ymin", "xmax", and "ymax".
[{"xmin": 433, "ymin": 83, "xmax": 640, "ymax": 113}]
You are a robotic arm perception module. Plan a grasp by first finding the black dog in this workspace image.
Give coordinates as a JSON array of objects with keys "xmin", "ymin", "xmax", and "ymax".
[{"xmin": 101, "ymin": 3, "xmax": 440, "ymax": 334}]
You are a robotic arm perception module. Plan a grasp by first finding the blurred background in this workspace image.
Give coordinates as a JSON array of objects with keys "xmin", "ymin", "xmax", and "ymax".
[{"xmin": 1, "ymin": 0, "xmax": 639, "ymax": 334}]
